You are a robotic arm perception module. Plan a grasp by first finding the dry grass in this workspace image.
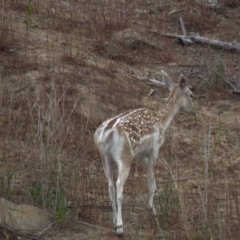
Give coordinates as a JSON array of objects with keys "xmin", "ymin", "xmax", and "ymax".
[{"xmin": 0, "ymin": 0, "xmax": 240, "ymax": 239}]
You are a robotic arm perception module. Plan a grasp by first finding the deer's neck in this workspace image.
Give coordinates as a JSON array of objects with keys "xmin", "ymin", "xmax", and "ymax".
[{"xmin": 158, "ymin": 93, "xmax": 180, "ymax": 133}]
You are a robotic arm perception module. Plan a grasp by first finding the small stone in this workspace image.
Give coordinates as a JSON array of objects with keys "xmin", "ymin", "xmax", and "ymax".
[{"xmin": 182, "ymin": 138, "xmax": 191, "ymax": 145}]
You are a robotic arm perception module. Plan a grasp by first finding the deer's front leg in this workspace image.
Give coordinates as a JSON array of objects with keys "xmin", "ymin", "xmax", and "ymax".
[{"xmin": 147, "ymin": 156, "xmax": 157, "ymax": 215}]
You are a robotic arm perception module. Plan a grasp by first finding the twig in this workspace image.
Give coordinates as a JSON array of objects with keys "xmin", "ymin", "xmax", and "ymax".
[
  {"xmin": 61, "ymin": 1, "xmax": 70, "ymax": 6},
  {"xmin": 168, "ymin": 9, "xmax": 184, "ymax": 15},
  {"xmin": 14, "ymin": 84, "xmax": 31, "ymax": 94},
  {"xmin": 169, "ymin": 63, "xmax": 207, "ymax": 67},
  {"xmin": 132, "ymin": 74, "xmax": 148, "ymax": 81},
  {"xmin": 179, "ymin": 17, "xmax": 187, "ymax": 36},
  {"xmin": 148, "ymin": 89, "xmax": 156, "ymax": 96},
  {"xmin": 37, "ymin": 221, "xmax": 55, "ymax": 237},
  {"xmin": 134, "ymin": 9, "xmax": 149, "ymax": 14},
  {"xmin": 70, "ymin": 216, "xmax": 114, "ymax": 233}
]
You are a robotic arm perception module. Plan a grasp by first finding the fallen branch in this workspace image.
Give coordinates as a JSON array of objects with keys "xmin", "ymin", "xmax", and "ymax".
[
  {"xmin": 149, "ymin": 77, "xmax": 165, "ymax": 87},
  {"xmin": 191, "ymin": 35, "xmax": 240, "ymax": 53},
  {"xmin": 161, "ymin": 17, "xmax": 240, "ymax": 53},
  {"xmin": 162, "ymin": 32, "xmax": 240, "ymax": 53}
]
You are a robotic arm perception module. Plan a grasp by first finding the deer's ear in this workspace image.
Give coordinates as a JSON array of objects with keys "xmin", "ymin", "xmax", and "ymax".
[
  {"xmin": 161, "ymin": 70, "xmax": 173, "ymax": 91},
  {"xmin": 179, "ymin": 74, "xmax": 188, "ymax": 90}
]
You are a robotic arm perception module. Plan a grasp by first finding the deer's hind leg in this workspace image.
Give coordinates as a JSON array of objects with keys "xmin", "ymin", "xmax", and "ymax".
[
  {"xmin": 115, "ymin": 148, "xmax": 133, "ymax": 235},
  {"xmin": 100, "ymin": 153, "xmax": 117, "ymax": 226}
]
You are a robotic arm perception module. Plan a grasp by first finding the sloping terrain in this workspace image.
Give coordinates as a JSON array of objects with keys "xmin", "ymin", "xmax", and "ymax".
[{"xmin": 0, "ymin": 0, "xmax": 240, "ymax": 239}]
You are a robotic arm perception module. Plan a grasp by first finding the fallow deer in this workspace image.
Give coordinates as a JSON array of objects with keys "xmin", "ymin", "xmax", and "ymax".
[{"xmin": 94, "ymin": 70, "xmax": 196, "ymax": 235}]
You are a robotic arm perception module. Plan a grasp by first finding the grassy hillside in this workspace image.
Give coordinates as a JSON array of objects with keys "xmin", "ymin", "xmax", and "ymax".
[{"xmin": 0, "ymin": 0, "xmax": 240, "ymax": 239}]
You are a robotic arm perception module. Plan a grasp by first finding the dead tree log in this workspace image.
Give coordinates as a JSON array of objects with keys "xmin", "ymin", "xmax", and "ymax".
[{"xmin": 161, "ymin": 33, "xmax": 240, "ymax": 53}]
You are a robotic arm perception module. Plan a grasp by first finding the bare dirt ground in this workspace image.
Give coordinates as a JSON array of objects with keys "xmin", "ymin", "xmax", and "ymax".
[{"xmin": 0, "ymin": 0, "xmax": 240, "ymax": 239}]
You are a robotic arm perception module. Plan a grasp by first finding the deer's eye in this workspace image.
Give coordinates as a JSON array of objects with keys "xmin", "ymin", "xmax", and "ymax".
[{"xmin": 190, "ymin": 93, "xmax": 193, "ymax": 98}]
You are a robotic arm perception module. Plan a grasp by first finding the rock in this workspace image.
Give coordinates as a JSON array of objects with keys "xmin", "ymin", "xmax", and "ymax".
[
  {"xmin": 0, "ymin": 197, "xmax": 49, "ymax": 236},
  {"xmin": 182, "ymin": 138, "xmax": 191, "ymax": 145}
]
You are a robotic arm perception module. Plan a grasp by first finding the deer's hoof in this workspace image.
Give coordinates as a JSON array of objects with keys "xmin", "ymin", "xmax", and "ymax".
[{"xmin": 116, "ymin": 225, "xmax": 123, "ymax": 236}]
